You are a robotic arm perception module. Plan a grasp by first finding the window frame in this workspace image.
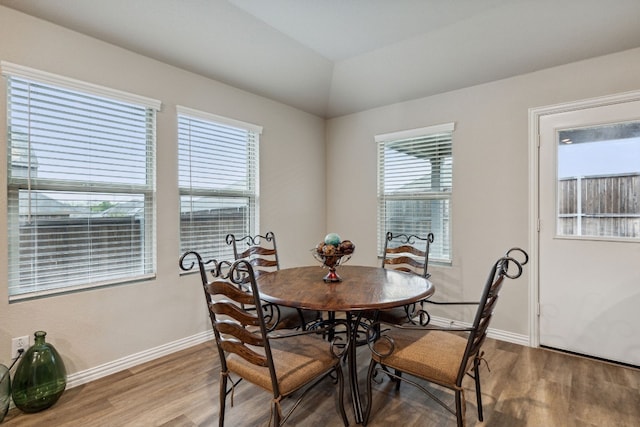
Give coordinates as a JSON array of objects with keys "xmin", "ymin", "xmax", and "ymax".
[
  {"xmin": 2, "ymin": 61, "xmax": 160, "ymax": 300},
  {"xmin": 375, "ymin": 122, "xmax": 454, "ymax": 264},
  {"xmin": 177, "ymin": 106, "xmax": 261, "ymax": 264}
]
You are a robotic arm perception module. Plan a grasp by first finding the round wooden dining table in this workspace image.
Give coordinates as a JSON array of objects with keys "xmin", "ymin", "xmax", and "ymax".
[{"xmin": 256, "ymin": 264, "xmax": 435, "ymax": 424}]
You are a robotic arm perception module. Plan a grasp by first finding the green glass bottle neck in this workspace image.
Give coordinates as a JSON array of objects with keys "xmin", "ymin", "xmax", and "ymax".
[{"xmin": 33, "ymin": 331, "xmax": 47, "ymax": 346}]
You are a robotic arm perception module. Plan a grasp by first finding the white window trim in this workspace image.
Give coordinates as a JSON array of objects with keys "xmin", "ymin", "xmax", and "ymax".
[
  {"xmin": 176, "ymin": 105, "xmax": 262, "ymax": 135},
  {"xmin": 1, "ymin": 61, "xmax": 161, "ymax": 111},
  {"xmin": 375, "ymin": 122, "xmax": 455, "ymax": 143}
]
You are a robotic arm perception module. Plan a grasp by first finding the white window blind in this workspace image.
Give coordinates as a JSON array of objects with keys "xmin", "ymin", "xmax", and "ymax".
[
  {"xmin": 177, "ymin": 106, "xmax": 260, "ymax": 262},
  {"xmin": 376, "ymin": 123, "xmax": 454, "ymax": 262},
  {"xmin": 3, "ymin": 62, "xmax": 159, "ymax": 299}
]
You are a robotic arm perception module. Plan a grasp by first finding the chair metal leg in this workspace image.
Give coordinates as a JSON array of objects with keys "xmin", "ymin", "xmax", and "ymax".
[
  {"xmin": 455, "ymin": 390, "xmax": 465, "ymax": 427},
  {"xmin": 272, "ymin": 400, "xmax": 281, "ymax": 426},
  {"xmin": 219, "ymin": 373, "xmax": 227, "ymax": 427},
  {"xmin": 473, "ymin": 359, "xmax": 484, "ymax": 421},
  {"xmin": 394, "ymin": 369, "xmax": 402, "ymax": 391}
]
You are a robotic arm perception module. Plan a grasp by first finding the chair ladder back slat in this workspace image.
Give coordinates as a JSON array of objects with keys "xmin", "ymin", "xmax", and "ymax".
[
  {"xmin": 479, "ymin": 294, "xmax": 499, "ymax": 320},
  {"xmin": 488, "ymin": 276, "xmax": 505, "ymax": 298},
  {"xmin": 211, "ymin": 301, "xmax": 261, "ymax": 327},
  {"xmin": 240, "ymin": 245, "xmax": 277, "ymax": 259},
  {"xmin": 384, "ymin": 255, "xmax": 426, "ymax": 271},
  {"xmin": 216, "ymin": 320, "xmax": 264, "ymax": 346},
  {"xmin": 220, "ymin": 340, "xmax": 268, "ymax": 367},
  {"xmin": 227, "ymin": 232, "xmax": 280, "ymax": 270},
  {"xmin": 250, "ymin": 257, "xmax": 279, "ymax": 269},
  {"xmin": 468, "ymin": 314, "xmax": 492, "ymax": 356},
  {"xmin": 382, "ymin": 232, "xmax": 434, "ymax": 278},
  {"xmin": 385, "ymin": 244, "xmax": 426, "ymax": 257},
  {"xmin": 207, "ymin": 281, "xmax": 255, "ymax": 305}
]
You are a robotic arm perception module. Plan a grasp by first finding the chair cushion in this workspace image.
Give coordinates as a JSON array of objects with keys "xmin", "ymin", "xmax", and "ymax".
[
  {"xmin": 376, "ymin": 306, "xmax": 414, "ymax": 324},
  {"xmin": 227, "ymin": 333, "xmax": 337, "ymax": 396},
  {"xmin": 371, "ymin": 328, "xmax": 468, "ymax": 387},
  {"xmin": 273, "ymin": 306, "xmax": 320, "ymax": 330},
  {"xmin": 360, "ymin": 305, "xmax": 418, "ymax": 325}
]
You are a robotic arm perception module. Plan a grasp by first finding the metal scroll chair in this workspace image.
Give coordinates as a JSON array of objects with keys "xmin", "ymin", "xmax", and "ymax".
[
  {"xmin": 363, "ymin": 232, "xmax": 435, "ymax": 327},
  {"xmin": 363, "ymin": 248, "xmax": 529, "ymax": 427},
  {"xmin": 226, "ymin": 232, "xmax": 321, "ymax": 330},
  {"xmin": 179, "ymin": 252, "xmax": 349, "ymax": 427}
]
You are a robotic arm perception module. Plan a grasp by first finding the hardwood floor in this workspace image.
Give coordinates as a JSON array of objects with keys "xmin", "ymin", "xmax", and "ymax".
[{"xmin": 3, "ymin": 337, "xmax": 640, "ymax": 426}]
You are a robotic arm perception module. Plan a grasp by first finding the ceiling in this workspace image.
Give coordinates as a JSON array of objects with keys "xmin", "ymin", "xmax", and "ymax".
[{"xmin": 2, "ymin": 0, "xmax": 640, "ymax": 118}]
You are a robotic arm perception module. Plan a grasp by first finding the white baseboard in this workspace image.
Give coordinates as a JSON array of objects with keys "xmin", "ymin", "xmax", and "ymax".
[
  {"xmin": 66, "ymin": 319, "xmax": 529, "ymax": 390},
  {"xmin": 66, "ymin": 330, "xmax": 214, "ymax": 389},
  {"xmin": 429, "ymin": 316, "xmax": 530, "ymax": 347}
]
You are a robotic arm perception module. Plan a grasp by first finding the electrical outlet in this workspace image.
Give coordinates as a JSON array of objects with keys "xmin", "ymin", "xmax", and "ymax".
[{"xmin": 11, "ymin": 335, "xmax": 30, "ymax": 359}]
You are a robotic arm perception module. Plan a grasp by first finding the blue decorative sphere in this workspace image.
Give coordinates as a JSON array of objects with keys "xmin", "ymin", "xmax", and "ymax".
[{"xmin": 324, "ymin": 233, "xmax": 341, "ymax": 247}]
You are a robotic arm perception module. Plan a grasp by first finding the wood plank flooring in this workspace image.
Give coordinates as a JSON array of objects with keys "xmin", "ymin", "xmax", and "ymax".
[{"xmin": 3, "ymin": 337, "xmax": 640, "ymax": 426}]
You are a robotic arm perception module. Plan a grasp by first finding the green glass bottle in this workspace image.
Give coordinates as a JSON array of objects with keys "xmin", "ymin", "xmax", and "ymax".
[
  {"xmin": 0, "ymin": 363, "xmax": 10, "ymax": 421},
  {"xmin": 11, "ymin": 331, "xmax": 67, "ymax": 413}
]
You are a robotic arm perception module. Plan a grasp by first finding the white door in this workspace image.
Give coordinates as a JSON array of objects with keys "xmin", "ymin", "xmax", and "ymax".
[{"xmin": 538, "ymin": 99, "xmax": 640, "ymax": 366}]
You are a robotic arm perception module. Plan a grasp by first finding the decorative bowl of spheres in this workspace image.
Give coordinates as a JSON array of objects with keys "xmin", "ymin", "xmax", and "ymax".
[{"xmin": 312, "ymin": 233, "xmax": 355, "ymax": 282}]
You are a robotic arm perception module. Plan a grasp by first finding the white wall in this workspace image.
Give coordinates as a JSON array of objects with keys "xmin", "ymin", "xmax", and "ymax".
[
  {"xmin": 0, "ymin": 7, "xmax": 326, "ymax": 373},
  {"xmin": 326, "ymin": 47, "xmax": 640, "ymax": 336}
]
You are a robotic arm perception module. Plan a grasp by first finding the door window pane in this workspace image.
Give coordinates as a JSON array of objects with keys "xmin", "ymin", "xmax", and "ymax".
[{"xmin": 557, "ymin": 122, "xmax": 640, "ymax": 238}]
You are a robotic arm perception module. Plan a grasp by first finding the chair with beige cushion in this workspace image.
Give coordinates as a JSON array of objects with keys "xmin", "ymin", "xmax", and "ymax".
[
  {"xmin": 226, "ymin": 231, "xmax": 322, "ymax": 330},
  {"xmin": 179, "ymin": 252, "xmax": 349, "ymax": 427},
  {"xmin": 363, "ymin": 247, "xmax": 528, "ymax": 427}
]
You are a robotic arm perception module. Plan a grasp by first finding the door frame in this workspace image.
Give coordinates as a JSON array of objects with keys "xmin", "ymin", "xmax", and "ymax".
[{"xmin": 527, "ymin": 89, "xmax": 640, "ymax": 348}]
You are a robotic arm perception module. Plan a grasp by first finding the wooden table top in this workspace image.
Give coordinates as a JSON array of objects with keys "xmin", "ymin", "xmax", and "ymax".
[{"xmin": 256, "ymin": 265, "xmax": 434, "ymax": 312}]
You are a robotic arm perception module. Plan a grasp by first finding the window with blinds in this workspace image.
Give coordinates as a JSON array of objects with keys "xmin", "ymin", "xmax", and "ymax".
[
  {"xmin": 2, "ymin": 62, "xmax": 160, "ymax": 299},
  {"xmin": 376, "ymin": 123, "xmax": 454, "ymax": 263},
  {"xmin": 177, "ymin": 106, "xmax": 260, "ymax": 263}
]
